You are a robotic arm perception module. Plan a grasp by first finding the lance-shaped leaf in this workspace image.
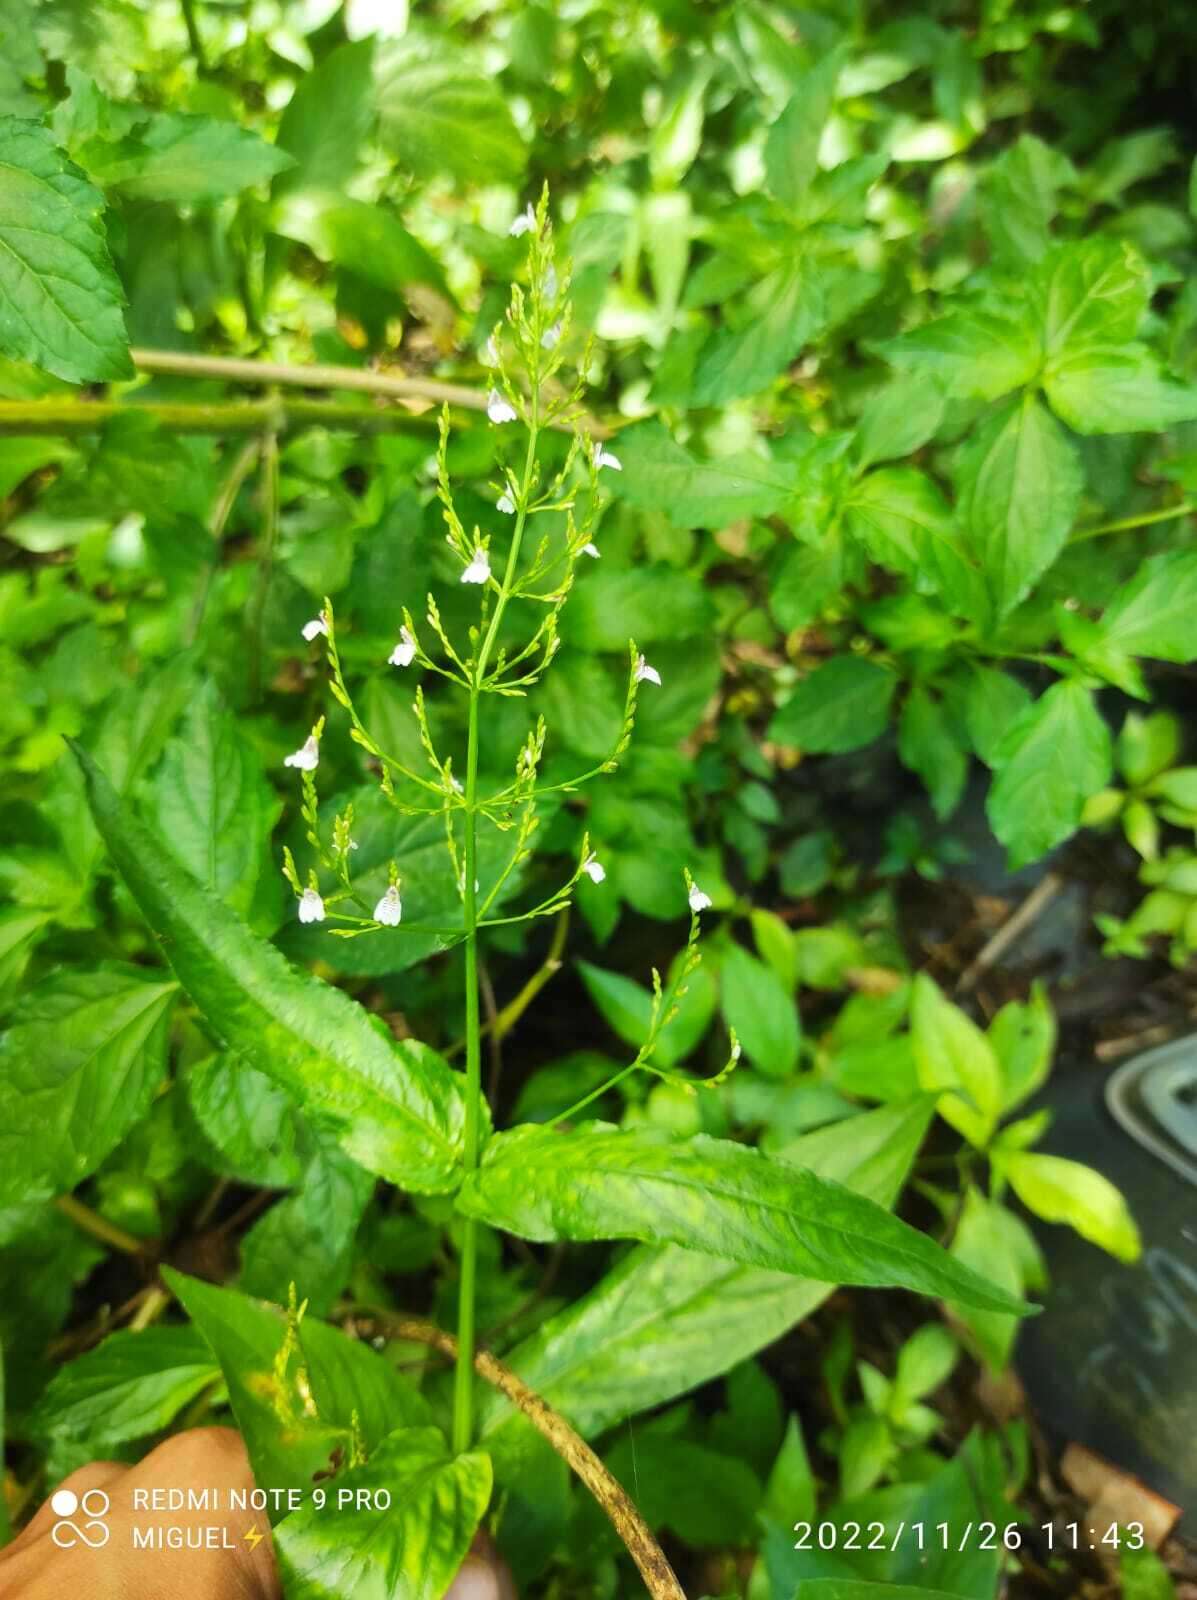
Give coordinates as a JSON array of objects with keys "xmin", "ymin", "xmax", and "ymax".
[
  {"xmin": 72, "ymin": 744, "xmax": 469, "ymax": 1194},
  {"xmin": 456, "ymin": 1123, "xmax": 1032, "ymax": 1315}
]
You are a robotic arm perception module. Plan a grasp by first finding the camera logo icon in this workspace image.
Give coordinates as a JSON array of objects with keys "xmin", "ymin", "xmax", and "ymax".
[{"xmin": 50, "ymin": 1487, "xmax": 111, "ymax": 1549}]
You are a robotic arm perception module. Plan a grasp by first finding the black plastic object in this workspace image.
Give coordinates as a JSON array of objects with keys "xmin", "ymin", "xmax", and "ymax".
[{"xmin": 1014, "ymin": 1039, "xmax": 1197, "ymax": 1527}]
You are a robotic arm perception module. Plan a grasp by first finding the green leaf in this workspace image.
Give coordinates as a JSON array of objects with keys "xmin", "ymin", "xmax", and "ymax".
[
  {"xmin": 948, "ymin": 1188, "xmax": 1040, "ymax": 1370},
  {"xmin": 843, "ymin": 467, "xmax": 978, "ymax": 617},
  {"xmin": 988, "ymin": 983, "xmax": 1055, "ymax": 1113},
  {"xmin": 720, "ymin": 942, "xmax": 801, "ymax": 1076},
  {"xmin": 880, "ymin": 304, "xmax": 1039, "ymax": 401},
  {"xmin": 457, "ymin": 1123, "xmax": 1031, "ymax": 1314},
  {"xmin": 1118, "ymin": 711, "xmax": 1180, "ymax": 787},
  {"xmin": 1099, "ymin": 550, "xmax": 1197, "ymax": 662},
  {"xmin": 764, "ymin": 51, "xmax": 841, "ymax": 210},
  {"xmin": 566, "ymin": 565, "xmax": 712, "ymax": 650},
  {"xmin": 1044, "ymin": 343, "xmax": 1197, "ymax": 434},
  {"xmin": 910, "ymin": 975, "xmax": 1002, "ymax": 1149},
  {"xmin": 276, "ymin": 1428, "xmax": 492, "ymax": 1600},
  {"xmin": 275, "ymin": 39, "xmax": 376, "ymax": 196},
  {"xmin": 980, "ymin": 134, "xmax": 1074, "ymax": 266},
  {"xmin": 768, "ymin": 657, "xmax": 896, "ymax": 753},
  {"xmin": 955, "ymin": 393, "xmax": 1083, "ymax": 616},
  {"xmin": 72, "ymin": 745, "xmax": 470, "ymax": 1194},
  {"xmin": 104, "ymin": 113, "xmax": 293, "ymax": 203},
  {"xmin": 185, "ymin": 1053, "xmax": 312, "ymax": 1188},
  {"xmin": 602, "ymin": 1433, "xmax": 761, "ymax": 1547},
  {"xmin": 164, "ymin": 1268, "xmax": 435, "ymax": 1504},
  {"xmin": 691, "ymin": 261, "xmax": 824, "ymax": 405},
  {"xmin": 953, "ymin": 664, "xmax": 1032, "ymax": 767},
  {"xmin": 0, "ymin": 966, "xmax": 176, "ymax": 1205},
  {"xmin": 997, "ymin": 1151, "xmax": 1141, "ymax": 1262},
  {"xmin": 853, "ymin": 372, "xmax": 946, "ymax": 470},
  {"xmin": 150, "ymin": 680, "xmax": 279, "ymax": 922},
  {"xmin": 273, "ymin": 193, "xmax": 447, "ymax": 295},
  {"xmin": 376, "ymin": 37, "xmax": 525, "ymax": 185},
  {"xmin": 577, "ymin": 957, "xmax": 713, "ymax": 1069},
  {"xmin": 790, "ymin": 1583, "xmax": 966, "ymax": 1599},
  {"xmin": 482, "ymin": 1100, "xmax": 936, "ymax": 1440},
  {"xmin": 898, "ymin": 687, "xmax": 967, "ymax": 819},
  {"xmin": 0, "ymin": 117, "xmax": 131, "ymax": 382},
  {"xmin": 1034, "ymin": 236, "xmax": 1152, "ymax": 352},
  {"xmin": 615, "ymin": 420, "xmax": 793, "ymax": 527},
  {"xmin": 29, "ymin": 1327, "xmax": 218, "ymax": 1451},
  {"xmin": 987, "ymin": 681, "xmax": 1112, "ymax": 868},
  {"xmin": 240, "ymin": 1146, "xmax": 373, "ymax": 1317}
]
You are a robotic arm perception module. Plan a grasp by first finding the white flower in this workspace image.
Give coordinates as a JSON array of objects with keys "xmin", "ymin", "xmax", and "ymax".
[
  {"xmin": 634, "ymin": 655, "xmax": 661, "ymax": 686},
  {"xmin": 298, "ymin": 888, "xmax": 325, "ymax": 924},
  {"xmin": 688, "ymin": 883, "xmax": 712, "ymax": 914},
  {"xmin": 487, "ymin": 389, "xmax": 517, "ymax": 425},
  {"xmin": 484, "ymin": 334, "xmax": 499, "ymax": 366},
  {"xmin": 461, "ymin": 547, "xmax": 491, "ymax": 585},
  {"xmin": 497, "ymin": 491, "xmax": 516, "ymax": 514},
  {"xmin": 582, "ymin": 541, "xmax": 600, "ymax": 559},
  {"xmin": 582, "ymin": 856, "xmax": 606, "ymax": 884},
  {"xmin": 301, "ymin": 614, "xmax": 328, "ymax": 641},
  {"xmin": 373, "ymin": 884, "xmax": 403, "ymax": 926},
  {"xmin": 509, "ymin": 203, "xmax": 536, "ymax": 237},
  {"xmin": 543, "ymin": 265, "xmax": 558, "ymax": 299},
  {"xmin": 388, "ymin": 626, "xmax": 416, "ymax": 668},
  {"xmin": 541, "ymin": 322, "xmax": 561, "ymax": 350},
  {"xmin": 284, "ymin": 735, "xmax": 320, "ymax": 771},
  {"xmin": 592, "ymin": 441, "xmax": 622, "ymax": 472},
  {"xmin": 731, "ymin": 1039, "xmax": 742, "ymax": 1061},
  {"xmin": 451, "ymin": 776, "xmax": 464, "ymax": 793}
]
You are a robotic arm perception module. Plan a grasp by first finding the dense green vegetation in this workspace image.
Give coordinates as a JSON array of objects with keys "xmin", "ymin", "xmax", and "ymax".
[{"xmin": 1, "ymin": 1, "xmax": 1194, "ymax": 1596}]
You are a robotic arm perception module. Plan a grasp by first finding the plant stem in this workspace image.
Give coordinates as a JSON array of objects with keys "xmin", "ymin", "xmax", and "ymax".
[
  {"xmin": 0, "ymin": 397, "xmax": 436, "ymax": 436},
  {"xmin": 179, "ymin": 0, "xmax": 206, "ymax": 69},
  {"xmin": 246, "ymin": 427, "xmax": 279, "ymax": 704},
  {"xmin": 1069, "ymin": 500, "xmax": 1194, "ymax": 542},
  {"xmin": 186, "ymin": 436, "xmax": 260, "ymax": 644},
  {"xmin": 54, "ymin": 1194, "xmax": 151, "ymax": 1257},
  {"xmin": 452, "ymin": 402, "xmax": 541, "ymax": 1454}
]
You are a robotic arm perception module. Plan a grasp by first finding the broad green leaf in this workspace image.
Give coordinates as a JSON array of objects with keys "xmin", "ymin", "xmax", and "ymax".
[
  {"xmin": 953, "ymin": 664, "xmax": 1032, "ymax": 766},
  {"xmin": 853, "ymin": 372, "xmax": 946, "ymax": 470},
  {"xmin": 103, "ymin": 113, "xmax": 293, "ymax": 203},
  {"xmin": 763, "ymin": 1415, "xmax": 815, "ymax": 1525},
  {"xmin": 602, "ymin": 1433, "xmax": 761, "ymax": 1547},
  {"xmin": 376, "ymin": 37, "xmax": 525, "ymax": 185},
  {"xmin": 73, "ymin": 746, "xmax": 470, "ymax": 1194},
  {"xmin": 276, "ymin": 1428, "xmax": 492, "ymax": 1600},
  {"xmin": 150, "ymin": 680, "xmax": 279, "ymax": 922},
  {"xmin": 615, "ymin": 420, "xmax": 793, "ymax": 527},
  {"xmin": 565, "ymin": 565, "xmax": 712, "ymax": 650},
  {"xmin": 764, "ymin": 51, "xmax": 841, "ymax": 210},
  {"xmin": 1034, "ymin": 236, "xmax": 1152, "ymax": 352},
  {"xmin": 893, "ymin": 1324, "xmax": 957, "ymax": 1407},
  {"xmin": 185, "ymin": 1053, "xmax": 313, "ymax": 1188},
  {"xmin": 164, "ymin": 1269, "xmax": 434, "ymax": 1506},
  {"xmin": 769, "ymin": 657, "xmax": 896, "ymax": 753},
  {"xmin": 997, "ymin": 1151, "xmax": 1141, "ymax": 1262},
  {"xmin": 1118, "ymin": 711, "xmax": 1180, "ymax": 786},
  {"xmin": 0, "ymin": 117, "xmax": 131, "ymax": 382},
  {"xmin": 987, "ymin": 681, "xmax": 1112, "ymax": 868},
  {"xmin": 1099, "ymin": 550, "xmax": 1197, "ymax": 662},
  {"xmin": 793, "ymin": 1583, "xmax": 966, "ymax": 1599},
  {"xmin": 577, "ymin": 956, "xmax": 714, "ymax": 1069},
  {"xmin": 720, "ymin": 942, "xmax": 801, "ymax": 1076},
  {"xmin": 897, "ymin": 687, "xmax": 967, "ymax": 819},
  {"xmin": 273, "ymin": 193, "xmax": 447, "ymax": 295},
  {"xmin": 482, "ymin": 1099, "xmax": 935, "ymax": 1440},
  {"xmin": 844, "ymin": 467, "xmax": 981, "ymax": 618},
  {"xmin": 988, "ymin": 983, "xmax": 1055, "ymax": 1112},
  {"xmin": 980, "ymin": 134, "xmax": 1074, "ymax": 266},
  {"xmin": 29, "ymin": 1327, "xmax": 218, "ymax": 1451},
  {"xmin": 240, "ymin": 1146, "xmax": 373, "ymax": 1316},
  {"xmin": 691, "ymin": 261, "xmax": 824, "ymax": 404},
  {"xmin": 457, "ymin": 1123, "xmax": 1031, "ymax": 1314},
  {"xmin": 275, "ymin": 39, "xmax": 376, "ymax": 195},
  {"xmin": 1044, "ymin": 343, "xmax": 1197, "ymax": 434},
  {"xmin": 948, "ymin": 1188, "xmax": 1041, "ymax": 1370},
  {"xmin": 880, "ymin": 304, "xmax": 1039, "ymax": 401},
  {"xmin": 955, "ymin": 393, "xmax": 1083, "ymax": 616},
  {"xmin": 910, "ymin": 975, "xmax": 1002, "ymax": 1149},
  {"xmin": 0, "ymin": 966, "xmax": 176, "ymax": 1205}
]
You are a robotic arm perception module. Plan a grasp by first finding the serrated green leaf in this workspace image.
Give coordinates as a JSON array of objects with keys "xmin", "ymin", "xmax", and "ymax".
[
  {"xmin": 0, "ymin": 117, "xmax": 131, "ymax": 382},
  {"xmin": 72, "ymin": 745, "xmax": 470, "ymax": 1194},
  {"xmin": 614, "ymin": 420, "xmax": 793, "ymax": 527},
  {"xmin": 29, "ymin": 1327, "xmax": 218, "ymax": 1450},
  {"xmin": 843, "ymin": 466, "xmax": 981, "ymax": 617},
  {"xmin": 103, "ymin": 112, "xmax": 293, "ymax": 203},
  {"xmin": 953, "ymin": 664, "xmax": 1033, "ymax": 767},
  {"xmin": 880, "ymin": 304, "xmax": 1039, "ymax": 401},
  {"xmin": 1044, "ymin": 343, "xmax": 1197, "ymax": 434},
  {"xmin": 240, "ymin": 1145, "xmax": 373, "ymax": 1316},
  {"xmin": 1099, "ymin": 549, "xmax": 1197, "ymax": 662},
  {"xmin": 987, "ymin": 680, "xmax": 1111, "ymax": 867},
  {"xmin": 764, "ymin": 51, "xmax": 841, "ymax": 210},
  {"xmin": 185, "ymin": 1052, "xmax": 313, "ymax": 1188},
  {"xmin": 273, "ymin": 192, "xmax": 447, "ymax": 295},
  {"xmin": 691, "ymin": 260, "xmax": 824, "ymax": 404},
  {"xmin": 897, "ymin": 687, "xmax": 967, "ymax": 819},
  {"xmin": 768, "ymin": 656, "xmax": 896, "ymax": 753},
  {"xmin": 1034, "ymin": 236, "xmax": 1152, "ymax": 352},
  {"xmin": 376, "ymin": 37, "xmax": 525, "ymax": 185},
  {"xmin": 275, "ymin": 39, "xmax": 376, "ymax": 195},
  {"xmin": 457, "ymin": 1123, "xmax": 1032, "ymax": 1314},
  {"xmin": 276, "ymin": 1428, "xmax": 492, "ymax": 1600},
  {"xmin": 853, "ymin": 372, "xmax": 945, "ymax": 470},
  {"xmin": 0, "ymin": 966, "xmax": 176, "ymax": 1205},
  {"xmin": 955, "ymin": 393, "xmax": 1083, "ymax": 616}
]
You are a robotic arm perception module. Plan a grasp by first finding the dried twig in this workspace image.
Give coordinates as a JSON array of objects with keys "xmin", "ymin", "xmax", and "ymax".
[{"xmin": 956, "ymin": 873, "xmax": 1063, "ymax": 992}]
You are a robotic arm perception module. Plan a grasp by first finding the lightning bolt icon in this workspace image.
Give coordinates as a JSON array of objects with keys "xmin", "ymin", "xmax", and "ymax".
[{"xmin": 243, "ymin": 1524, "xmax": 266, "ymax": 1553}]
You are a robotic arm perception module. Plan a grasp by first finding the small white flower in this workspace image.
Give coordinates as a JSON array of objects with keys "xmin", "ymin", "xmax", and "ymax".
[
  {"xmin": 301, "ymin": 614, "xmax": 329, "ymax": 642},
  {"xmin": 388, "ymin": 626, "xmax": 416, "ymax": 668},
  {"xmin": 688, "ymin": 883, "xmax": 712, "ymax": 914},
  {"xmin": 583, "ymin": 856, "xmax": 606, "ymax": 884},
  {"xmin": 509, "ymin": 203, "xmax": 536, "ymax": 238},
  {"xmin": 298, "ymin": 887, "xmax": 325, "ymax": 924},
  {"xmin": 284, "ymin": 735, "xmax": 320, "ymax": 771},
  {"xmin": 541, "ymin": 322, "xmax": 561, "ymax": 350},
  {"xmin": 731, "ymin": 1039, "xmax": 742, "ymax": 1061},
  {"xmin": 373, "ymin": 884, "xmax": 403, "ymax": 926},
  {"xmin": 484, "ymin": 334, "xmax": 500, "ymax": 366},
  {"xmin": 461, "ymin": 547, "xmax": 491, "ymax": 585},
  {"xmin": 451, "ymin": 776, "xmax": 464, "ymax": 793},
  {"xmin": 487, "ymin": 389, "xmax": 517, "ymax": 425},
  {"xmin": 543, "ymin": 265, "xmax": 558, "ymax": 299},
  {"xmin": 592, "ymin": 441, "xmax": 622, "ymax": 472},
  {"xmin": 635, "ymin": 655, "xmax": 661, "ymax": 686},
  {"xmin": 582, "ymin": 541, "xmax": 600, "ymax": 559},
  {"xmin": 497, "ymin": 491, "xmax": 516, "ymax": 514}
]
